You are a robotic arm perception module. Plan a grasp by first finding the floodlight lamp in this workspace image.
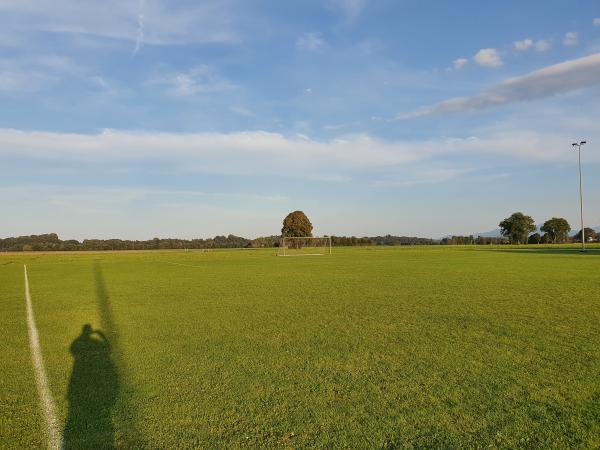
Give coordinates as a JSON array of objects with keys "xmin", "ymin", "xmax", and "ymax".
[
  {"xmin": 580, "ymin": 141, "xmax": 586, "ymax": 145},
  {"xmin": 572, "ymin": 143, "xmax": 578, "ymax": 146}
]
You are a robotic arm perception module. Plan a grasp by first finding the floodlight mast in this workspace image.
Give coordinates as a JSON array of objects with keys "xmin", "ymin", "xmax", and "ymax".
[{"xmin": 572, "ymin": 141, "xmax": 587, "ymax": 252}]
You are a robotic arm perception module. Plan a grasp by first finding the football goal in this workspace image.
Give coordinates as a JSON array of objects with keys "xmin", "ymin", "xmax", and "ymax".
[{"xmin": 278, "ymin": 236, "xmax": 332, "ymax": 256}]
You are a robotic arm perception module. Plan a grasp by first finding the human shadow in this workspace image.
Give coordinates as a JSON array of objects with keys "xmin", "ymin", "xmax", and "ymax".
[{"xmin": 63, "ymin": 323, "xmax": 119, "ymax": 449}]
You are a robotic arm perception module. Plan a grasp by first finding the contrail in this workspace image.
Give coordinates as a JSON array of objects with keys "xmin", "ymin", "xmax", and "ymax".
[
  {"xmin": 133, "ymin": 0, "xmax": 145, "ymax": 55},
  {"xmin": 24, "ymin": 265, "xmax": 63, "ymax": 450}
]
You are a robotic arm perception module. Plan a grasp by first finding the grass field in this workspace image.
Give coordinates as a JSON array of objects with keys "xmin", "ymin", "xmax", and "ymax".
[{"xmin": 1, "ymin": 246, "xmax": 600, "ymax": 448}]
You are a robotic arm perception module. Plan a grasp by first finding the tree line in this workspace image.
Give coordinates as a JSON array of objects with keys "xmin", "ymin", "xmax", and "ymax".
[
  {"xmin": 0, "ymin": 233, "xmax": 438, "ymax": 252},
  {"xmin": 498, "ymin": 212, "xmax": 597, "ymax": 244},
  {"xmin": 1, "ymin": 210, "xmax": 595, "ymax": 252},
  {"xmin": 0, "ymin": 233, "xmax": 272, "ymax": 252}
]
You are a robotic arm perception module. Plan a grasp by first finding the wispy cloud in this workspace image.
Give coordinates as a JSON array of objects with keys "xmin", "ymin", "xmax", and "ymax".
[
  {"xmin": 150, "ymin": 65, "xmax": 237, "ymax": 98},
  {"xmin": 0, "ymin": 55, "xmax": 84, "ymax": 94},
  {"xmin": 563, "ymin": 31, "xmax": 578, "ymax": 46},
  {"xmin": 0, "ymin": 0, "xmax": 240, "ymax": 47},
  {"xmin": 229, "ymin": 105, "xmax": 254, "ymax": 117},
  {"xmin": 594, "ymin": 18, "xmax": 600, "ymax": 26},
  {"xmin": 296, "ymin": 32, "xmax": 325, "ymax": 51},
  {"xmin": 398, "ymin": 53, "xmax": 600, "ymax": 118},
  {"xmin": 453, "ymin": 58, "xmax": 468, "ymax": 70},
  {"xmin": 534, "ymin": 39, "xmax": 551, "ymax": 52},
  {"xmin": 2, "ymin": 124, "xmax": 598, "ymax": 184},
  {"xmin": 322, "ymin": 121, "xmax": 360, "ymax": 131},
  {"xmin": 90, "ymin": 75, "xmax": 109, "ymax": 89},
  {"xmin": 0, "ymin": 185, "xmax": 287, "ymax": 204},
  {"xmin": 372, "ymin": 167, "xmax": 475, "ymax": 187},
  {"xmin": 514, "ymin": 39, "xmax": 533, "ymax": 51},
  {"xmin": 133, "ymin": 0, "xmax": 145, "ymax": 55},
  {"xmin": 474, "ymin": 48, "xmax": 503, "ymax": 67},
  {"xmin": 514, "ymin": 38, "xmax": 551, "ymax": 52},
  {"xmin": 0, "ymin": 129, "xmax": 420, "ymax": 180},
  {"xmin": 328, "ymin": 0, "xmax": 366, "ymax": 23}
]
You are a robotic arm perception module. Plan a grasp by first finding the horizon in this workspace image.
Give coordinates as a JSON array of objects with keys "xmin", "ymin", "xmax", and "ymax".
[
  {"xmin": 3, "ymin": 221, "xmax": 599, "ymax": 242},
  {"xmin": 2, "ymin": 1, "xmax": 599, "ymax": 240}
]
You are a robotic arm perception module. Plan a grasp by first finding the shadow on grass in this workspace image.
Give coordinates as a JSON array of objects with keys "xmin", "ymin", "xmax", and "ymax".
[
  {"xmin": 489, "ymin": 248, "xmax": 600, "ymax": 256},
  {"xmin": 63, "ymin": 324, "xmax": 118, "ymax": 449},
  {"xmin": 63, "ymin": 261, "xmax": 145, "ymax": 449}
]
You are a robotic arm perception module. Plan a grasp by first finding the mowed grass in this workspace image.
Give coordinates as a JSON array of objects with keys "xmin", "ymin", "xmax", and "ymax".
[{"xmin": 1, "ymin": 246, "xmax": 600, "ymax": 448}]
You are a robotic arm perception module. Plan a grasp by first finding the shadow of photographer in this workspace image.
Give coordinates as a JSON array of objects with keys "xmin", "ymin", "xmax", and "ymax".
[{"xmin": 63, "ymin": 323, "xmax": 119, "ymax": 449}]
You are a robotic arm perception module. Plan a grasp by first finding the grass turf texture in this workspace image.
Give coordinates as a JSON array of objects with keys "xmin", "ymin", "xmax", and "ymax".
[{"xmin": 1, "ymin": 246, "xmax": 599, "ymax": 448}]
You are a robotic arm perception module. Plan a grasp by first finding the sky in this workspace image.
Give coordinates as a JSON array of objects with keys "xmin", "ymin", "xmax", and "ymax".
[{"xmin": 1, "ymin": 0, "xmax": 600, "ymax": 240}]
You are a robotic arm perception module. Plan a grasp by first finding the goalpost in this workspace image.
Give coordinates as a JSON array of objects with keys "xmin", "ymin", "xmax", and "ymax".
[{"xmin": 278, "ymin": 236, "xmax": 332, "ymax": 256}]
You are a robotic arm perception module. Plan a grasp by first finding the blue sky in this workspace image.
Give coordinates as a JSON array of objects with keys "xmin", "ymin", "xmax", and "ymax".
[{"xmin": 1, "ymin": 0, "xmax": 599, "ymax": 239}]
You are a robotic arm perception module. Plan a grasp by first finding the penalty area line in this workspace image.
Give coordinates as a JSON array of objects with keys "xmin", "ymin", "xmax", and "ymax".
[{"xmin": 24, "ymin": 265, "xmax": 63, "ymax": 450}]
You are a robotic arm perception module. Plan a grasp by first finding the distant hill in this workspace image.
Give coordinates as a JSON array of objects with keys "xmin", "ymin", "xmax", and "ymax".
[
  {"xmin": 473, "ymin": 229, "xmax": 503, "ymax": 238},
  {"xmin": 569, "ymin": 226, "xmax": 600, "ymax": 237}
]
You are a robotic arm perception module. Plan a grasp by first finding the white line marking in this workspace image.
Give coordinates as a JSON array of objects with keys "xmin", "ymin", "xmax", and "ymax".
[
  {"xmin": 278, "ymin": 253, "xmax": 324, "ymax": 257},
  {"xmin": 163, "ymin": 261, "xmax": 206, "ymax": 268},
  {"xmin": 24, "ymin": 265, "xmax": 63, "ymax": 450}
]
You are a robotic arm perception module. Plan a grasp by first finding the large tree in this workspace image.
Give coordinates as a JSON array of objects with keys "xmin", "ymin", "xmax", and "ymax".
[
  {"xmin": 540, "ymin": 217, "xmax": 571, "ymax": 244},
  {"xmin": 573, "ymin": 227, "xmax": 598, "ymax": 243},
  {"xmin": 499, "ymin": 212, "xmax": 536, "ymax": 244},
  {"xmin": 282, "ymin": 211, "xmax": 313, "ymax": 237}
]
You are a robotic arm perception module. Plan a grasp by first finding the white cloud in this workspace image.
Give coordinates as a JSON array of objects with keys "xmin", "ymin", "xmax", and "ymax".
[
  {"xmin": 514, "ymin": 39, "xmax": 533, "ymax": 51},
  {"xmin": 1, "ymin": 124, "xmax": 598, "ymax": 187},
  {"xmin": 372, "ymin": 167, "xmax": 475, "ymax": 187},
  {"xmin": 453, "ymin": 58, "xmax": 468, "ymax": 70},
  {"xmin": 296, "ymin": 32, "xmax": 325, "ymax": 51},
  {"xmin": 474, "ymin": 48, "xmax": 503, "ymax": 67},
  {"xmin": 0, "ymin": 185, "xmax": 287, "ymax": 204},
  {"xmin": 150, "ymin": 66, "xmax": 237, "ymax": 98},
  {"xmin": 514, "ymin": 39, "xmax": 550, "ymax": 52},
  {"xmin": 322, "ymin": 121, "xmax": 359, "ymax": 130},
  {"xmin": 0, "ymin": 0, "xmax": 239, "ymax": 47},
  {"xmin": 563, "ymin": 31, "xmax": 578, "ymax": 46},
  {"xmin": 399, "ymin": 53, "xmax": 600, "ymax": 118},
  {"xmin": 594, "ymin": 18, "xmax": 600, "ymax": 26},
  {"xmin": 0, "ymin": 129, "xmax": 421, "ymax": 179},
  {"xmin": 534, "ymin": 40, "xmax": 551, "ymax": 52}
]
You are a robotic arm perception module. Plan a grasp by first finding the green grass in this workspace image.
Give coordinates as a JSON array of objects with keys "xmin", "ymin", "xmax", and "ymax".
[{"xmin": 1, "ymin": 246, "xmax": 600, "ymax": 448}]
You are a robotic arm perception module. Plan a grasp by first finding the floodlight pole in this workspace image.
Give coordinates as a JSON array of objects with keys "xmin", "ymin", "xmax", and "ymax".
[{"xmin": 572, "ymin": 141, "xmax": 587, "ymax": 252}]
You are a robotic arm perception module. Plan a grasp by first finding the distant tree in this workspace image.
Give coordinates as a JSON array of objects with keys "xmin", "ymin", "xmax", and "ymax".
[
  {"xmin": 499, "ymin": 212, "xmax": 536, "ymax": 244},
  {"xmin": 540, "ymin": 233, "xmax": 552, "ymax": 244},
  {"xmin": 540, "ymin": 217, "xmax": 571, "ymax": 243},
  {"xmin": 528, "ymin": 233, "xmax": 542, "ymax": 244},
  {"xmin": 574, "ymin": 227, "xmax": 598, "ymax": 243},
  {"xmin": 282, "ymin": 211, "xmax": 313, "ymax": 237}
]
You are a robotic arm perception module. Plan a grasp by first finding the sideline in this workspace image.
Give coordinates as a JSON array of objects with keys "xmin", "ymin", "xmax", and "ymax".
[{"xmin": 24, "ymin": 265, "xmax": 63, "ymax": 450}]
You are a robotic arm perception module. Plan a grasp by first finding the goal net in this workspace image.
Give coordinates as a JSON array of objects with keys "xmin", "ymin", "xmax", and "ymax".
[{"xmin": 278, "ymin": 236, "xmax": 332, "ymax": 256}]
